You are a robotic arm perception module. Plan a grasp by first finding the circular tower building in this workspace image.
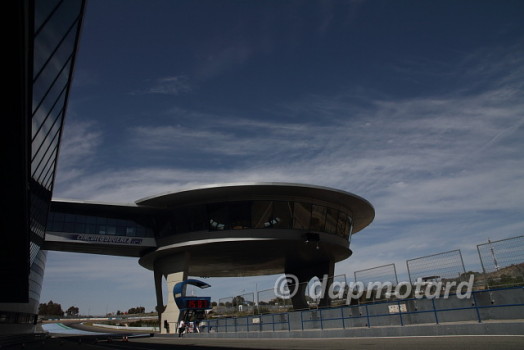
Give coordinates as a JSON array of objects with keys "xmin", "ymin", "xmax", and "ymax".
[{"xmin": 136, "ymin": 183, "xmax": 374, "ymax": 332}]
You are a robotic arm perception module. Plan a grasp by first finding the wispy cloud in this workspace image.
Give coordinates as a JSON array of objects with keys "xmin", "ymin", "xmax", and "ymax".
[
  {"xmin": 129, "ymin": 118, "xmax": 316, "ymax": 157},
  {"xmin": 132, "ymin": 75, "xmax": 193, "ymax": 96},
  {"xmin": 57, "ymin": 61, "xmax": 524, "ymax": 218},
  {"xmin": 55, "ymin": 120, "xmax": 102, "ymax": 184},
  {"xmin": 195, "ymin": 45, "xmax": 252, "ymax": 80}
]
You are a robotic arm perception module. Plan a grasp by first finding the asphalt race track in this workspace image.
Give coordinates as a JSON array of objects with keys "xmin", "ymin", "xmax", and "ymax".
[
  {"xmin": 14, "ymin": 322, "xmax": 522, "ymax": 350},
  {"xmin": 13, "ymin": 334, "xmax": 524, "ymax": 350}
]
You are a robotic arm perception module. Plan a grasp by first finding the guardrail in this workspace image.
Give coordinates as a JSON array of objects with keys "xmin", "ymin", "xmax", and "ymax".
[
  {"xmin": 204, "ymin": 286, "xmax": 524, "ymax": 333},
  {"xmin": 205, "ymin": 312, "xmax": 291, "ymax": 333}
]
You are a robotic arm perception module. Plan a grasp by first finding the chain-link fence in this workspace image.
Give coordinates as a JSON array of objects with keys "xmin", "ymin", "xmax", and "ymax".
[
  {"xmin": 217, "ymin": 293, "xmax": 256, "ymax": 315},
  {"xmin": 238, "ymin": 292, "xmax": 256, "ymax": 314},
  {"xmin": 477, "ymin": 236, "xmax": 524, "ymax": 288},
  {"xmin": 304, "ymin": 274, "xmax": 348, "ymax": 307},
  {"xmin": 329, "ymin": 274, "xmax": 348, "ymax": 307},
  {"xmin": 353, "ymin": 264, "xmax": 399, "ymax": 303},
  {"xmin": 354, "ymin": 263, "xmax": 398, "ymax": 287},
  {"xmin": 217, "ymin": 296, "xmax": 234, "ymax": 315},
  {"xmin": 406, "ymin": 249, "xmax": 467, "ymax": 284},
  {"xmin": 257, "ymin": 285, "xmax": 293, "ymax": 314},
  {"xmin": 210, "ymin": 236, "xmax": 522, "ymax": 317}
]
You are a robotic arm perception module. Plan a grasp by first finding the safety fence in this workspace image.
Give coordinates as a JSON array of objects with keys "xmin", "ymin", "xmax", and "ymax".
[
  {"xmin": 477, "ymin": 236, "xmax": 524, "ymax": 288},
  {"xmin": 210, "ymin": 235, "xmax": 523, "ymax": 317},
  {"xmin": 217, "ymin": 293, "xmax": 255, "ymax": 316},
  {"xmin": 204, "ymin": 286, "xmax": 524, "ymax": 333},
  {"xmin": 354, "ymin": 263, "xmax": 398, "ymax": 286},
  {"xmin": 406, "ymin": 249, "xmax": 466, "ymax": 284}
]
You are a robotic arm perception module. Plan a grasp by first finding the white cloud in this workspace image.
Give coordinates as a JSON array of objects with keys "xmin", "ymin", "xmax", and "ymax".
[
  {"xmin": 55, "ymin": 120, "xmax": 102, "ymax": 184},
  {"xmin": 131, "ymin": 75, "xmax": 194, "ymax": 96}
]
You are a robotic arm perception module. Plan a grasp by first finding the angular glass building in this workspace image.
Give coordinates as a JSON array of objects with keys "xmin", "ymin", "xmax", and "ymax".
[{"xmin": 0, "ymin": 0, "xmax": 85, "ymax": 334}]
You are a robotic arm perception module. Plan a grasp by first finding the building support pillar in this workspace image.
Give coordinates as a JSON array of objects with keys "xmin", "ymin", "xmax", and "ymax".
[
  {"xmin": 153, "ymin": 253, "xmax": 189, "ymax": 334},
  {"xmin": 285, "ymin": 260, "xmax": 335, "ymax": 310}
]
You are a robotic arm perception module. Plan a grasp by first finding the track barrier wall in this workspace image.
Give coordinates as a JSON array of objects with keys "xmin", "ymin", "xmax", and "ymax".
[{"xmin": 205, "ymin": 286, "xmax": 524, "ymax": 333}]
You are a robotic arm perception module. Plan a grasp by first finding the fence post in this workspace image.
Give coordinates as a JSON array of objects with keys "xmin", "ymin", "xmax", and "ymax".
[
  {"xmin": 472, "ymin": 291, "xmax": 482, "ymax": 323},
  {"xmin": 365, "ymin": 304, "xmax": 370, "ymax": 327},
  {"xmin": 406, "ymin": 261, "xmax": 413, "ymax": 285},
  {"xmin": 341, "ymin": 306, "xmax": 346, "ymax": 329},
  {"xmin": 431, "ymin": 298, "xmax": 439, "ymax": 324},
  {"xmin": 398, "ymin": 300, "xmax": 404, "ymax": 326}
]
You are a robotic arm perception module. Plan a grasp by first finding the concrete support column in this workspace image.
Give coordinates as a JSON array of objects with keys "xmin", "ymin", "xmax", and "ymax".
[
  {"xmin": 154, "ymin": 268, "xmax": 164, "ymax": 315},
  {"xmin": 285, "ymin": 260, "xmax": 335, "ymax": 310},
  {"xmin": 153, "ymin": 253, "xmax": 189, "ymax": 334},
  {"xmin": 161, "ymin": 271, "xmax": 186, "ymax": 334}
]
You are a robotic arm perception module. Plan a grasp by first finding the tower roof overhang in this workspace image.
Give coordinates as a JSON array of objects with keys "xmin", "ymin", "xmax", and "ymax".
[{"xmin": 136, "ymin": 182, "xmax": 374, "ymax": 234}]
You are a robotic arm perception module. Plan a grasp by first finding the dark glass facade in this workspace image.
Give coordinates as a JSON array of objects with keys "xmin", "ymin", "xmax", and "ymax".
[
  {"xmin": 31, "ymin": 0, "xmax": 84, "ymax": 193},
  {"xmin": 47, "ymin": 201, "xmax": 353, "ymax": 242},
  {"xmin": 47, "ymin": 212, "xmax": 154, "ymax": 237},
  {"xmin": 0, "ymin": 0, "xmax": 85, "ymax": 333},
  {"xmin": 158, "ymin": 201, "xmax": 354, "ymax": 239}
]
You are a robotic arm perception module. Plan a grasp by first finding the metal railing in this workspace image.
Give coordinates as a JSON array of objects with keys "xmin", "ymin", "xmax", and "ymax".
[{"xmin": 204, "ymin": 286, "xmax": 524, "ymax": 333}]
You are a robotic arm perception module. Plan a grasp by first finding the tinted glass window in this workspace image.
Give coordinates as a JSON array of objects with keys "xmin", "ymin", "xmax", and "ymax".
[
  {"xmin": 347, "ymin": 216, "xmax": 354, "ymax": 242},
  {"xmin": 191, "ymin": 205, "xmax": 208, "ymax": 232},
  {"xmin": 127, "ymin": 227, "xmax": 136, "ymax": 236},
  {"xmin": 174, "ymin": 207, "xmax": 192, "ymax": 233},
  {"xmin": 230, "ymin": 201, "xmax": 251, "ymax": 229},
  {"xmin": 98, "ymin": 225, "xmax": 106, "ymax": 235},
  {"xmin": 293, "ymin": 202, "xmax": 311, "ymax": 229},
  {"xmin": 325, "ymin": 208, "xmax": 338, "ymax": 234},
  {"xmin": 208, "ymin": 203, "xmax": 229, "ymax": 231},
  {"xmin": 85, "ymin": 224, "xmax": 96, "ymax": 234},
  {"xmin": 74, "ymin": 223, "xmax": 85, "ymax": 233},
  {"xmin": 311, "ymin": 205, "xmax": 326, "ymax": 231},
  {"xmin": 273, "ymin": 201, "xmax": 293, "ymax": 229},
  {"xmin": 336, "ymin": 211, "xmax": 347, "ymax": 237},
  {"xmin": 251, "ymin": 201, "xmax": 273, "ymax": 228},
  {"xmin": 96, "ymin": 216, "xmax": 107, "ymax": 225}
]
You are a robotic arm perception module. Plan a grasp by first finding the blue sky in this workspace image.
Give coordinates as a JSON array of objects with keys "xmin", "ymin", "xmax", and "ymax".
[{"xmin": 41, "ymin": 0, "xmax": 524, "ymax": 315}]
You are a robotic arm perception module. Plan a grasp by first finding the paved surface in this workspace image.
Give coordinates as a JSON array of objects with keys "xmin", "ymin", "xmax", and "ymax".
[
  {"xmin": 134, "ymin": 335, "xmax": 524, "ymax": 349},
  {"xmin": 41, "ymin": 322, "xmax": 112, "ymax": 335},
  {"xmin": 5, "ymin": 322, "xmax": 523, "ymax": 349},
  {"xmin": 5, "ymin": 334, "xmax": 524, "ymax": 349}
]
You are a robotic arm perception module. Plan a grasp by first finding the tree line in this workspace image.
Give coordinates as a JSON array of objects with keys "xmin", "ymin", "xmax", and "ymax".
[
  {"xmin": 38, "ymin": 301, "xmax": 79, "ymax": 317},
  {"xmin": 38, "ymin": 301, "xmax": 148, "ymax": 317}
]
